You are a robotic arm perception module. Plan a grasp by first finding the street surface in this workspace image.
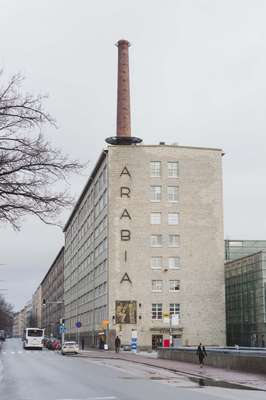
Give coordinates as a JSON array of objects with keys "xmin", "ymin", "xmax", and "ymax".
[{"xmin": 0, "ymin": 339, "xmax": 265, "ymax": 400}]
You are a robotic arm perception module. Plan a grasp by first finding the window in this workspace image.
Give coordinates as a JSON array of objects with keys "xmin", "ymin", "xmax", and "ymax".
[
  {"xmin": 168, "ymin": 213, "xmax": 179, "ymax": 225},
  {"xmin": 151, "ymin": 235, "xmax": 163, "ymax": 247},
  {"xmin": 167, "ymin": 186, "xmax": 178, "ymax": 202},
  {"xmin": 168, "ymin": 257, "xmax": 180, "ymax": 270},
  {"xmin": 150, "ymin": 161, "xmax": 161, "ymax": 177},
  {"xmin": 152, "ymin": 303, "xmax": 162, "ymax": 320},
  {"xmin": 151, "ymin": 257, "xmax": 162, "ymax": 270},
  {"xmin": 169, "ymin": 280, "xmax": 180, "ymax": 292},
  {"xmin": 150, "ymin": 186, "xmax": 161, "ymax": 202},
  {"xmin": 168, "ymin": 162, "xmax": 179, "ymax": 177},
  {"xmin": 150, "ymin": 213, "xmax": 161, "ymax": 224},
  {"xmin": 169, "ymin": 303, "xmax": 180, "ymax": 316},
  {"xmin": 168, "ymin": 235, "xmax": 180, "ymax": 247},
  {"xmin": 152, "ymin": 280, "xmax": 163, "ymax": 292}
]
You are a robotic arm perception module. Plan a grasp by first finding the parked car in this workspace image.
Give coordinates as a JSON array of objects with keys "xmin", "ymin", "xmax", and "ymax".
[{"xmin": 61, "ymin": 341, "xmax": 79, "ymax": 355}]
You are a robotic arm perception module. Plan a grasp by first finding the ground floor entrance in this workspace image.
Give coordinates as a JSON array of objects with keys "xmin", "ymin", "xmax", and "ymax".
[{"xmin": 152, "ymin": 335, "xmax": 163, "ymax": 350}]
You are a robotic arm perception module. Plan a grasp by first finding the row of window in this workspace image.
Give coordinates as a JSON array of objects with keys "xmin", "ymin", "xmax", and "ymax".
[
  {"xmin": 150, "ymin": 212, "xmax": 179, "ymax": 225},
  {"xmin": 151, "ymin": 256, "xmax": 180, "ymax": 270},
  {"xmin": 65, "ymin": 166, "xmax": 107, "ymax": 243},
  {"xmin": 152, "ymin": 280, "xmax": 180, "ymax": 292},
  {"xmin": 150, "ymin": 185, "xmax": 179, "ymax": 202},
  {"xmin": 152, "ymin": 303, "xmax": 180, "ymax": 320},
  {"xmin": 66, "ymin": 304, "xmax": 107, "ymax": 329},
  {"xmin": 150, "ymin": 161, "xmax": 179, "ymax": 178},
  {"xmin": 151, "ymin": 234, "xmax": 180, "ymax": 247}
]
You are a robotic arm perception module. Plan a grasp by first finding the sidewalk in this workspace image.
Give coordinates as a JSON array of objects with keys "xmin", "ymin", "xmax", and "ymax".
[{"xmin": 78, "ymin": 349, "xmax": 266, "ymax": 391}]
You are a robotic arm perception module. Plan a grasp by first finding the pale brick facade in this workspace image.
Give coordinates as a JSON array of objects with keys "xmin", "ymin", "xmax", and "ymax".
[{"xmin": 63, "ymin": 144, "xmax": 226, "ymax": 349}]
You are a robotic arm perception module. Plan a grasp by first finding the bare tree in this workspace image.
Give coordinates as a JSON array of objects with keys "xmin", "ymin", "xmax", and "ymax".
[
  {"xmin": 0, "ymin": 72, "xmax": 84, "ymax": 229},
  {"xmin": 0, "ymin": 295, "xmax": 13, "ymax": 334}
]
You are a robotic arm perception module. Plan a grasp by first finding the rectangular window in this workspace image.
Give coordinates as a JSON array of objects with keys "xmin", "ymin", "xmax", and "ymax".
[
  {"xmin": 167, "ymin": 186, "xmax": 179, "ymax": 202},
  {"xmin": 168, "ymin": 257, "xmax": 180, "ymax": 270},
  {"xmin": 169, "ymin": 303, "xmax": 180, "ymax": 316},
  {"xmin": 168, "ymin": 213, "xmax": 179, "ymax": 225},
  {"xmin": 168, "ymin": 161, "xmax": 179, "ymax": 177},
  {"xmin": 151, "ymin": 235, "xmax": 163, "ymax": 247},
  {"xmin": 168, "ymin": 235, "xmax": 180, "ymax": 247},
  {"xmin": 150, "ymin": 186, "xmax": 161, "ymax": 202},
  {"xmin": 151, "ymin": 257, "xmax": 162, "ymax": 270},
  {"xmin": 152, "ymin": 303, "xmax": 163, "ymax": 320},
  {"xmin": 169, "ymin": 280, "xmax": 180, "ymax": 292},
  {"xmin": 150, "ymin": 213, "xmax": 161, "ymax": 224},
  {"xmin": 150, "ymin": 161, "xmax": 161, "ymax": 177},
  {"xmin": 152, "ymin": 280, "xmax": 163, "ymax": 292}
]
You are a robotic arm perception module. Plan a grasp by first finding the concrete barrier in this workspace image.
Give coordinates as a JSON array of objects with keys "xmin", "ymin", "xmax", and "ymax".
[{"xmin": 158, "ymin": 348, "xmax": 266, "ymax": 375}]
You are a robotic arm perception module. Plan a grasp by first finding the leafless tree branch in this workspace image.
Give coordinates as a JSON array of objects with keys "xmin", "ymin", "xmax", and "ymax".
[{"xmin": 0, "ymin": 71, "xmax": 85, "ymax": 230}]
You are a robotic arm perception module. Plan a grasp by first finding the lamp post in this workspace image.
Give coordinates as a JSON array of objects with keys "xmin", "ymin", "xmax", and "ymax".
[{"xmin": 42, "ymin": 299, "xmax": 64, "ymax": 344}]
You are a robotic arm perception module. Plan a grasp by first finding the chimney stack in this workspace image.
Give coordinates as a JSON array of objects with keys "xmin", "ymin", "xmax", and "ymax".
[
  {"xmin": 106, "ymin": 40, "xmax": 142, "ymax": 145},
  {"xmin": 116, "ymin": 39, "xmax": 131, "ymax": 137}
]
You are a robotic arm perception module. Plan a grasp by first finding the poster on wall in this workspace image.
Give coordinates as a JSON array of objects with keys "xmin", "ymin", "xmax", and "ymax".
[{"xmin": 115, "ymin": 301, "xmax": 137, "ymax": 324}]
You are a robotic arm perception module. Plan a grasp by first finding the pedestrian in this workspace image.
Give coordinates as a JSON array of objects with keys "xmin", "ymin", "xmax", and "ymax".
[
  {"xmin": 261, "ymin": 335, "xmax": 265, "ymax": 348},
  {"xmin": 81, "ymin": 337, "xmax": 85, "ymax": 350},
  {"xmin": 196, "ymin": 343, "xmax": 207, "ymax": 368},
  {"xmin": 115, "ymin": 336, "xmax": 121, "ymax": 353}
]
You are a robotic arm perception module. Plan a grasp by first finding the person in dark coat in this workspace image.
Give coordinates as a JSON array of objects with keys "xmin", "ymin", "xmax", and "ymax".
[
  {"xmin": 115, "ymin": 336, "xmax": 121, "ymax": 353},
  {"xmin": 196, "ymin": 343, "xmax": 207, "ymax": 367}
]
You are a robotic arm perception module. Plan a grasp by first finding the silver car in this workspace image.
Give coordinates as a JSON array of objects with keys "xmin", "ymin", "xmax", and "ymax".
[{"xmin": 61, "ymin": 341, "xmax": 79, "ymax": 355}]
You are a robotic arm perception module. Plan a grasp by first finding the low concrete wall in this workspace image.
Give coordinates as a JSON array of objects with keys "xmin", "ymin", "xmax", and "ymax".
[{"xmin": 158, "ymin": 348, "xmax": 266, "ymax": 375}]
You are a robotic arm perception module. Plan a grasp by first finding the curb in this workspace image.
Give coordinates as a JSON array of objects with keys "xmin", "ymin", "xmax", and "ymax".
[{"xmin": 76, "ymin": 352, "xmax": 266, "ymax": 391}]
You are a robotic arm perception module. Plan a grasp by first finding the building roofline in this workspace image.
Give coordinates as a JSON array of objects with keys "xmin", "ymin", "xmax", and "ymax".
[
  {"xmin": 107, "ymin": 144, "xmax": 224, "ymax": 152},
  {"xmin": 63, "ymin": 150, "xmax": 108, "ymax": 233},
  {"xmin": 41, "ymin": 246, "xmax": 65, "ymax": 286},
  {"xmin": 225, "ymin": 250, "xmax": 265, "ymax": 265}
]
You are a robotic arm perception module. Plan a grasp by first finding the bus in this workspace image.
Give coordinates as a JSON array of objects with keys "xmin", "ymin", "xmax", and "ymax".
[{"xmin": 23, "ymin": 328, "xmax": 44, "ymax": 350}]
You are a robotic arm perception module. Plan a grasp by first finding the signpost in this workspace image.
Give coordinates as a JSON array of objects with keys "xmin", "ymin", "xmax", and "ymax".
[
  {"xmin": 75, "ymin": 321, "xmax": 81, "ymax": 347},
  {"xmin": 131, "ymin": 330, "xmax": 137, "ymax": 353}
]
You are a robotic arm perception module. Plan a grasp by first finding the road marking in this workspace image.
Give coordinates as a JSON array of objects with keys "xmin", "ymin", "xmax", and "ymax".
[{"xmin": 58, "ymin": 397, "xmax": 117, "ymax": 400}]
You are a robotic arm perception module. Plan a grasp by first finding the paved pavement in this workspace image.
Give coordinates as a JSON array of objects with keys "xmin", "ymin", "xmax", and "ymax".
[
  {"xmin": 78, "ymin": 348, "xmax": 266, "ymax": 391},
  {"xmin": 1, "ymin": 339, "xmax": 266, "ymax": 400}
]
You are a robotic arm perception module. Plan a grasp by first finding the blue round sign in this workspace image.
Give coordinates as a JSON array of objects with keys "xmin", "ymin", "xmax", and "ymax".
[{"xmin": 75, "ymin": 321, "xmax": 82, "ymax": 328}]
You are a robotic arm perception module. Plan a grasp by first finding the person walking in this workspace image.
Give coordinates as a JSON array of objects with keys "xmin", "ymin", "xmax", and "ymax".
[
  {"xmin": 115, "ymin": 336, "xmax": 121, "ymax": 353},
  {"xmin": 196, "ymin": 343, "xmax": 207, "ymax": 368}
]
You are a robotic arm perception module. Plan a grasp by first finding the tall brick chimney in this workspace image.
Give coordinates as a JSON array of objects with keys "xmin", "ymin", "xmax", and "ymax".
[
  {"xmin": 106, "ymin": 40, "xmax": 142, "ymax": 145},
  {"xmin": 116, "ymin": 39, "xmax": 131, "ymax": 137}
]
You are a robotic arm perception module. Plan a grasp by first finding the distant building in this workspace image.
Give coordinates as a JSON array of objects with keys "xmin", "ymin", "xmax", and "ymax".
[
  {"xmin": 63, "ymin": 40, "xmax": 226, "ymax": 350},
  {"xmin": 225, "ymin": 240, "xmax": 266, "ymax": 261},
  {"xmin": 32, "ymin": 285, "xmax": 42, "ymax": 328},
  {"xmin": 41, "ymin": 247, "xmax": 64, "ymax": 338},
  {"xmin": 12, "ymin": 312, "xmax": 23, "ymax": 337},
  {"xmin": 225, "ymin": 251, "xmax": 266, "ymax": 347}
]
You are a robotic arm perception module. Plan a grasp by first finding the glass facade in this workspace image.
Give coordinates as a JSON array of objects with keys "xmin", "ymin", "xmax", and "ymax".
[
  {"xmin": 225, "ymin": 240, "xmax": 266, "ymax": 261},
  {"xmin": 225, "ymin": 251, "xmax": 266, "ymax": 347}
]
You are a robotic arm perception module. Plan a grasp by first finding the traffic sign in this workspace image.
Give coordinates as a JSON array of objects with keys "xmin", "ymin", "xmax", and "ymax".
[{"xmin": 75, "ymin": 321, "xmax": 82, "ymax": 328}]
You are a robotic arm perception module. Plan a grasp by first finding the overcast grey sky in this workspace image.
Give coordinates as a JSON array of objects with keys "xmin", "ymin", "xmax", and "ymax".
[{"xmin": 1, "ymin": 0, "xmax": 266, "ymax": 310}]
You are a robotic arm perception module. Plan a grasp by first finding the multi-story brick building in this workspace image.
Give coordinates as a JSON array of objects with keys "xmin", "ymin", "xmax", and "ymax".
[
  {"xmin": 63, "ymin": 40, "xmax": 226, "ymax": 349},
  {"xmin": 41, "ymin": 247, "xmax": 64, "ymax": 338},
  {"xmin": 32, "ymin": 285, "xmax": 42, "ymax": 328}
]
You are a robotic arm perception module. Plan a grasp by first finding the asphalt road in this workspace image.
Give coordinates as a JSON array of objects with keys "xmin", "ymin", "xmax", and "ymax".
[{"xmin": 0, "ymin": 339, "xmax": 265, "ymax": 400}]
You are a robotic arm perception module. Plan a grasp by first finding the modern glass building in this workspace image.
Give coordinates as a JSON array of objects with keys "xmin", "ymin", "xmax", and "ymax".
[
  {"xmin": 225, "ymin": 251, "xmax": 266, "ymax": 347},
  {"xmin": 225, "ymin": 240, "xmax": 266, "ymax": 261}
]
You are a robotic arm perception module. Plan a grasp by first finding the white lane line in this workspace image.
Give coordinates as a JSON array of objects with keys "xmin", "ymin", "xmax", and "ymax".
[
  {"xmin": 11, "ymin": 351, "xmax": 15, "ymax": 354},
  {"xmin": 57, "ymin": 397, "xmax": 117, "ymax": 400}
]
